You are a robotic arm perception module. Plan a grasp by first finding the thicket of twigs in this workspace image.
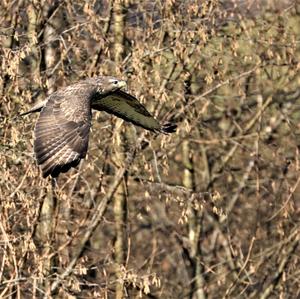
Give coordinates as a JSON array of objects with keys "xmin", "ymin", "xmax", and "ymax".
[{"xmin": 1, "ymin": 1, "xmax": 300, "ymax": 298}]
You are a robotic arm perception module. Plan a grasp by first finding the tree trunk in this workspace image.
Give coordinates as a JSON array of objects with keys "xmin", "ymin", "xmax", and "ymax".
[
  {"xmin": 183, "ymin": 140, "xmax": 206, "ymax": 299},
  {"xmin": 113, "ymin": 1, "xmax": 129, "ymax": 298}
]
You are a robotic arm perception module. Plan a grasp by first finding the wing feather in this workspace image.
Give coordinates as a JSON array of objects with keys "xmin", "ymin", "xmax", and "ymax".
[
  {"xmin": 92, "ymin": 90, "xmax": 175, "ymax": 133},
  {"xmin": 34, "ymin": 92, "xmax": 91, "ymax": 178}
]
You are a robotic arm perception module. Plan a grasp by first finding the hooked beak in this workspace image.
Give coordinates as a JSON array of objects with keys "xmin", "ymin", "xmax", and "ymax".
[{"xmin": 117, "ymin": 80, "xmax": 127, "ymax": 90}]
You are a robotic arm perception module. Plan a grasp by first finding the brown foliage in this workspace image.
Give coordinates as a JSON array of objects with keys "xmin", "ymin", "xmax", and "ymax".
[{"xmin": 1, "ymin": 0, "xmax": 300, "ymax": 298}]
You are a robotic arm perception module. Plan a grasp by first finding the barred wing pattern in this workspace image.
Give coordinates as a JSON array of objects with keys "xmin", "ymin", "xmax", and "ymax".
[
  {"xmin": 34, "ymin": 93, "xmax": 91, "ymax": 178},
  {"xmin": 92, "ymin": 90, "xmax": 176, "ymax": 133}
]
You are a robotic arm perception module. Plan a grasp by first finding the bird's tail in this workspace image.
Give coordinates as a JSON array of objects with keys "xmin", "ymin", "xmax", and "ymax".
[{"xmin": 20, "ymin": 100, "xmax": 47, "ymax": 116}]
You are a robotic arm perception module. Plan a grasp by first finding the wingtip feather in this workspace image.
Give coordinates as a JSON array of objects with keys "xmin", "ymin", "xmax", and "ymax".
[{"xmin": 161, "ymin": 123, "xmax": 177, "ymax": 134}]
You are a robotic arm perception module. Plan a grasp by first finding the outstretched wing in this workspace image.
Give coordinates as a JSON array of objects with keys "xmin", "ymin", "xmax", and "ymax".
[
  {"xmin": 34, "ymin": 92, "xmax": 91, "ymax": 178},
  {"xmin": 91, "ymin": 90, "xmax": 176, "ymax": 133}
]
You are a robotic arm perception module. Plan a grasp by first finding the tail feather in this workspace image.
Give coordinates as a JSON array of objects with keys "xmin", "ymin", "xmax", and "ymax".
[{"xmin": 20, "ymin": 100, "xmax": 47, "ymax": 116}]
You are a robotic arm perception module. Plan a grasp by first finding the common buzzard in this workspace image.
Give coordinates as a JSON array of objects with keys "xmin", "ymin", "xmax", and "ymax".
[{"xmin": 21, "ymin": 77, "xmax": 176, "ymax": 178}]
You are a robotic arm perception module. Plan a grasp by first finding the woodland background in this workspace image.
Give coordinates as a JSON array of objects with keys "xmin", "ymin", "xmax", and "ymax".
[{"xmin": 1, "ymin": 0, "xmax": 300, "ymax": 298}]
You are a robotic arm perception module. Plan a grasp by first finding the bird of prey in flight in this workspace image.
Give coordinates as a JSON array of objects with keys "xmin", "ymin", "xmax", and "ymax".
[{"xmin": 21, "ymin": 76, "xmax": 176, "ymax": 178}]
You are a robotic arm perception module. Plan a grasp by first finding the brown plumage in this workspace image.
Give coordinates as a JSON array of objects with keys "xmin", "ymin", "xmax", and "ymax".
[{"xmin": 21, "ymin": 76, "xmax": 176, "ymax": 178}]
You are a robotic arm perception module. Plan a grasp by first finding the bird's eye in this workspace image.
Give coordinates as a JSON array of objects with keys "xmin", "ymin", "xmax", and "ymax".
[{"xmin": 113, "ymin": 80, "xmax": 118, "ymax": 85}]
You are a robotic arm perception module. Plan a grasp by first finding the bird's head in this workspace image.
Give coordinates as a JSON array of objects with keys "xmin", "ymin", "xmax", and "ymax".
[{"xmin": 96, "ymin": 77, "xmax": 127, "ymax": 95}]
